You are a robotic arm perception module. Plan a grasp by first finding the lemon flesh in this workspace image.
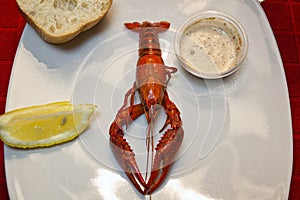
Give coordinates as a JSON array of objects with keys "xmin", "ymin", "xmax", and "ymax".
[{"xmin": 0, "ymin": 101, "xmax": 96, "ymax": 148}]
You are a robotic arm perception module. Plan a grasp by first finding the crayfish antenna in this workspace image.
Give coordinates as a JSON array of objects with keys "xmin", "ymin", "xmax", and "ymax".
[
  {"xmin": 144, "ymin": 105, "xmax": 158, "ymax": 182},
  {"xmin": 145, "ymin": 120, "xmax": 153, "ymax": 182}
]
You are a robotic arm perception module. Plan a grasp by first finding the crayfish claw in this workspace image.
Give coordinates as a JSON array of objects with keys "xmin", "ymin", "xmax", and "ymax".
[
  {"xmin": 144, "ymin": 165, "xmax": 171, "ymax": 194},
  {"xmin": 145, "ymin": 127, "xmax": 184, "ymax": 194},
  {"xmin": 109, "ymin": 135, "xmax": 147, "ymax": 194},
  {"xmin": 109, "ymin": 104, "xmax": 148, "ymax": 193},
  {"xmin": 125, "ymin": 171, "xmax": 146, "ymax": 194}
]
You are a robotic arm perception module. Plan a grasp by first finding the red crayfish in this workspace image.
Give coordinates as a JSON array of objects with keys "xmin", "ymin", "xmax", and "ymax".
[{"xmin": 109, "ymin": 21, "xmax": 184, "ymax": 195}]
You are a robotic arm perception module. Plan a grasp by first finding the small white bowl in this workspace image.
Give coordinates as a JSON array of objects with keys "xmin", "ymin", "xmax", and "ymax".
[{"xmin": 174, "ymin": 10, "xmax": 248, "ymax": 79}]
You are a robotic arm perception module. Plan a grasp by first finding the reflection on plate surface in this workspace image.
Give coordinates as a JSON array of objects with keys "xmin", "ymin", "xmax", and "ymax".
[{"xmin": 5, "ymin": 0, "xmax": 292, "ymax": 199}]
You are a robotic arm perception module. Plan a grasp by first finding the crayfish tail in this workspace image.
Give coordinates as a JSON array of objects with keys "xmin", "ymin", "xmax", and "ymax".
[{"xmin": 124, "ymin": 21, "xmax": 170, "ymax": 32}]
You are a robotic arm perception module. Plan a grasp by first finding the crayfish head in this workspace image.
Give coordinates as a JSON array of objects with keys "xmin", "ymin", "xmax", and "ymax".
[{"xmin": 138, "ymin": 84, "xmax": 165, "ymax": 122}]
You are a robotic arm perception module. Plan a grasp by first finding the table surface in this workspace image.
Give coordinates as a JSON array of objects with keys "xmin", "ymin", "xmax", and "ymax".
[{"xmin": 0, "ymin": 0, "xmax": 299, "ymax": 199}]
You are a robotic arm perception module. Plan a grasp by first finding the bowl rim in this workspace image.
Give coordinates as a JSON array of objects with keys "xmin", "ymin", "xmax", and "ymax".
[{"xmin": 174, "ymin": 10, "xmax": 249, "ymax": 79}]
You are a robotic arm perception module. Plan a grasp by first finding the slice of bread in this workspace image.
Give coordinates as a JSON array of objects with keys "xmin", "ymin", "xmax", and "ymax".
[{"xmin": 16, "ymin": 0, "xmax": 113, "ymax": 43}]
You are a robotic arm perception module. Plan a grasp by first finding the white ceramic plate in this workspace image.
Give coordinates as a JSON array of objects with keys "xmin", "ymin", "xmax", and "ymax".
[{"xmin": 5, "ymin": 0, "xmax": 293, "ymax": 199}]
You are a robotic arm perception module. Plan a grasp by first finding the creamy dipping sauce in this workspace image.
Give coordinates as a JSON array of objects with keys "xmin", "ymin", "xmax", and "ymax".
[{"xmin": 178, "ymin": 17, "xmax": 244, "ymax": 76}]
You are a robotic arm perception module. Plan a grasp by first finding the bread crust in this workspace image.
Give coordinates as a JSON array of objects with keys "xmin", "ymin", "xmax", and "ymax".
[{"xmin": 16, "ymin": 0, "xmax": 112, "ymax": 44}]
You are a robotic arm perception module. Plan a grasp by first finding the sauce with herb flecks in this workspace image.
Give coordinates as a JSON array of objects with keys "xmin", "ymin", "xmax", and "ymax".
[{"xmin": 179, "ymin": 17, "xmax": 242, "ymax": 75}]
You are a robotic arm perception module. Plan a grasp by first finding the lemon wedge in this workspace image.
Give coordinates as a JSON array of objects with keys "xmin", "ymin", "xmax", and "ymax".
[{"xmin": 0, "ymin": 101, "xmax": 96, "ymax": 148}]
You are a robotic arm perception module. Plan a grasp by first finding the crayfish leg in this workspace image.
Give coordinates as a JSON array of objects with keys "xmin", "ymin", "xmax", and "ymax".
[
  {"xmin": 119, "ymin": 83, "xmax": 138, "ymax": 129},
  {"xmin": 120, "ymin": 82, "xmax": 137, "ymax": 111}
]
